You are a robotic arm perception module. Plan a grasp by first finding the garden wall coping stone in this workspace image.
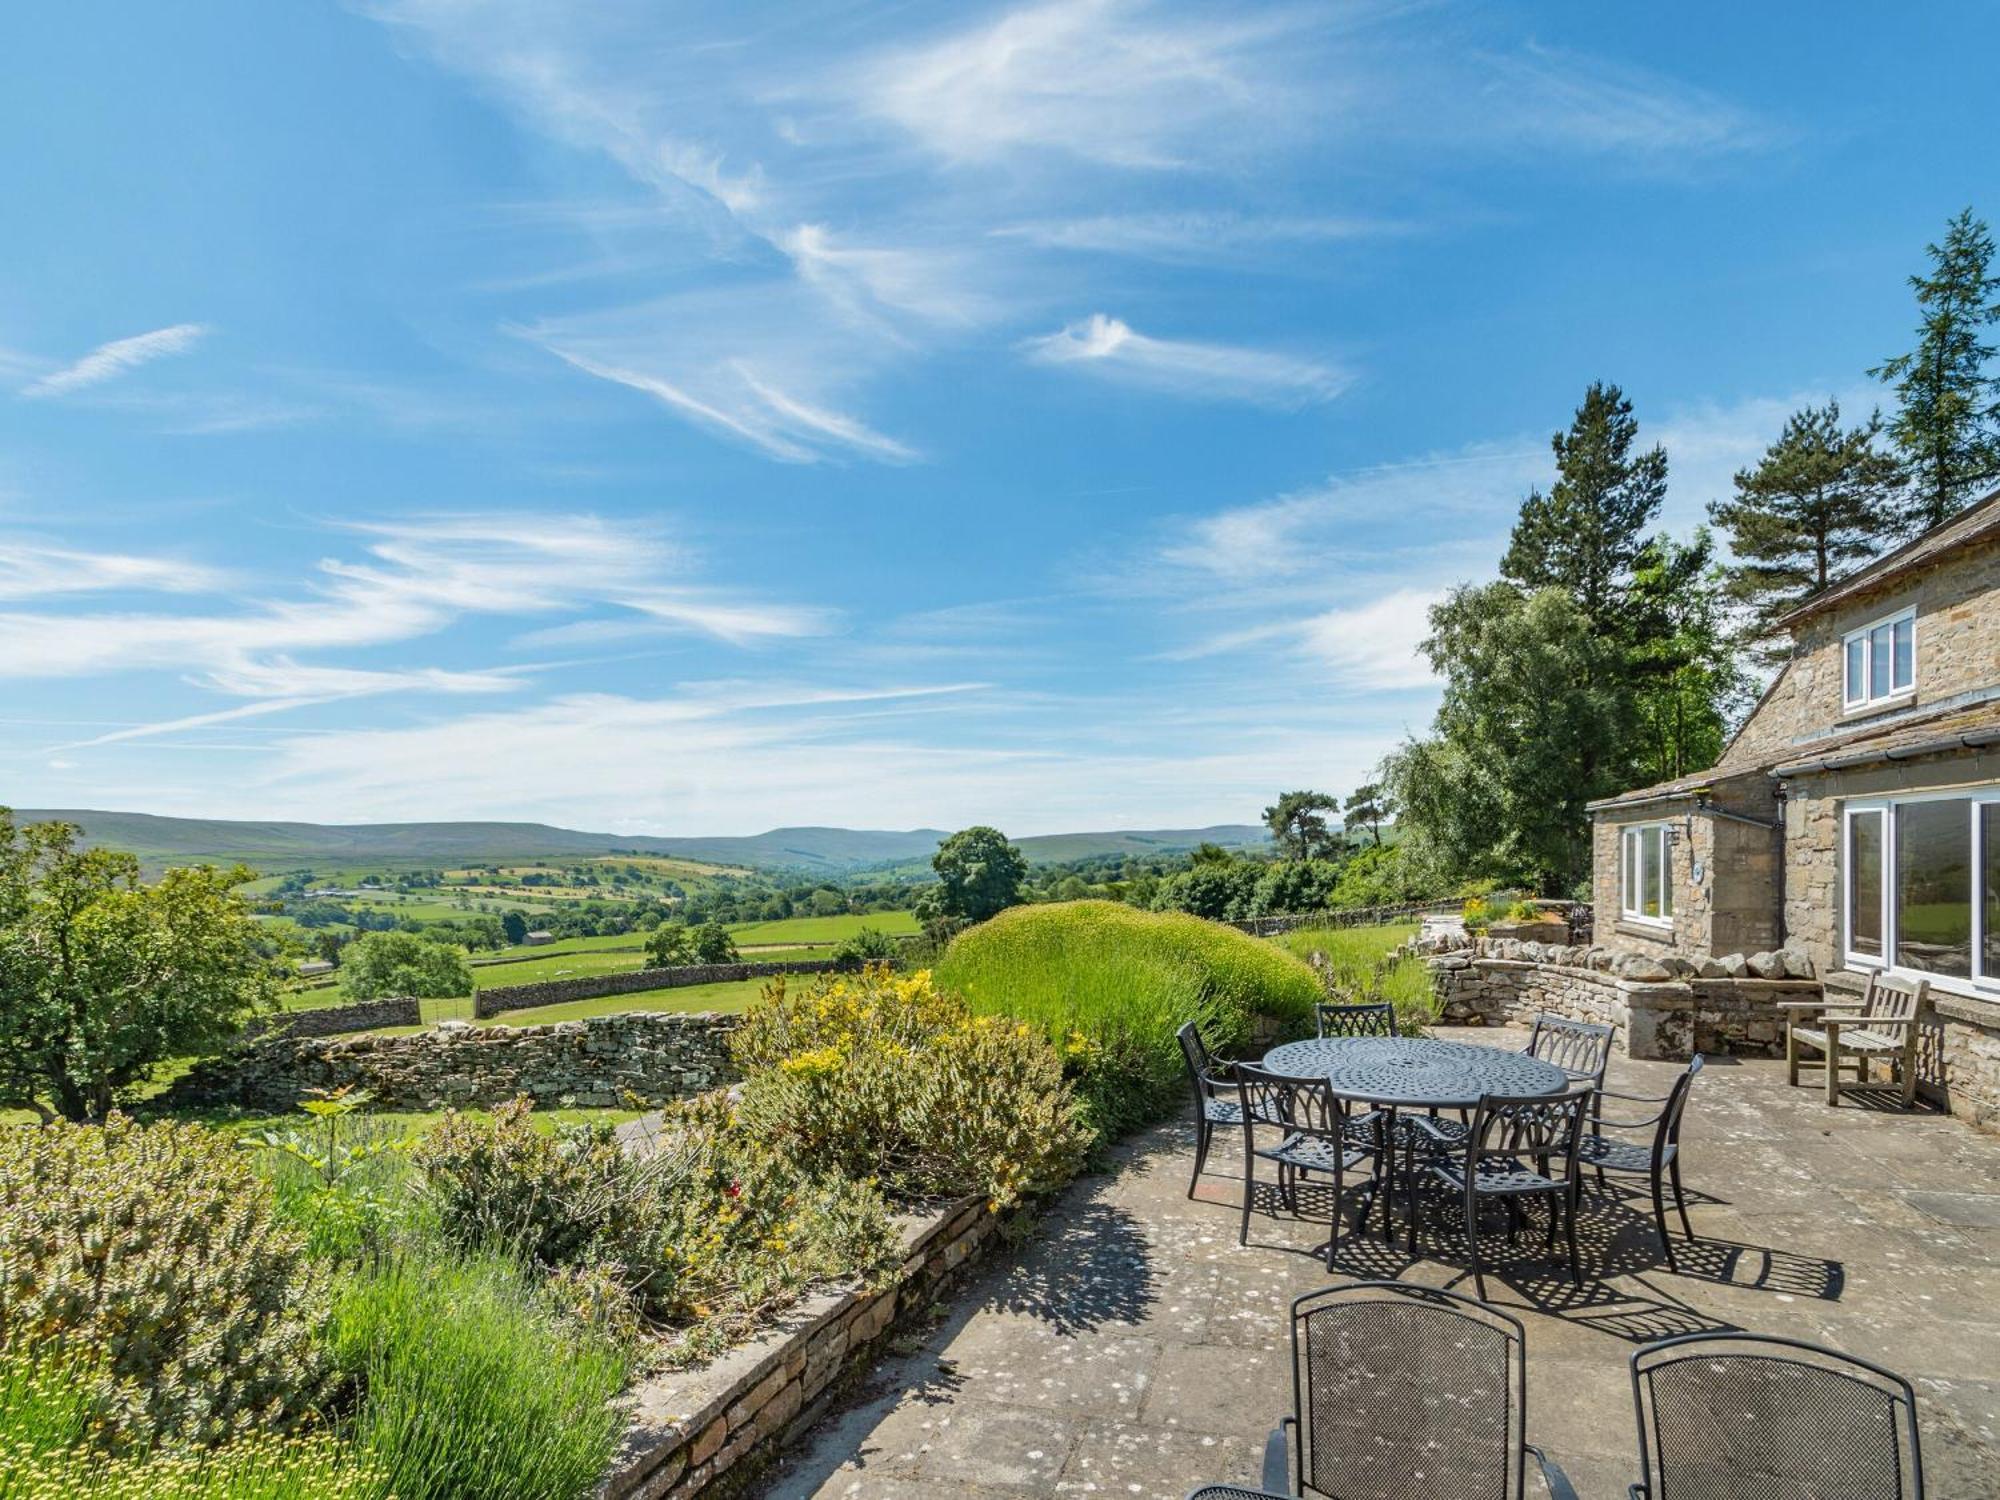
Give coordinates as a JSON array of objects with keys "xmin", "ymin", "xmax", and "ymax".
[{"xmin": 602, "ymin": 1195, "xmax": 998, "ymax": 1500}]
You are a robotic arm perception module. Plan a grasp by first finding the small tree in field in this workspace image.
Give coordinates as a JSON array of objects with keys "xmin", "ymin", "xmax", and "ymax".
[
  {"xmin": 691, "ymin": 921, "xmax": 739, "ymax": 964},
  {"xmin": 340, "ymin": 930, "xmax": 473, "ymax": 1000},
  {"xmin": 0, "ymin": 810, "xmax": 276, "ymax": 1122},
  {"xmin": 915, "ymin": 826, "xmax": 1028, "ymax": 929},
  {"xmin": 646, "ymin": 922, "xmax": 696, "ymax": 967},
  {"xmin": 1263, "ymin": 790, "xmax": 1340, "ymax": 862},
  {"xmin": 501, "ymin": 909, "xmax": 529, "ymax": 945}
]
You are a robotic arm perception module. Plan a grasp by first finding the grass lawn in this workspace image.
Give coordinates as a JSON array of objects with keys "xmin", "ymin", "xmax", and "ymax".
[
  {"xmin": 363, "ymin": 976, "xmax": 772, "ymax": 1033},
  {"xmin": 724, "ymin": 910, "xmax": 917, "ymax": 944}
]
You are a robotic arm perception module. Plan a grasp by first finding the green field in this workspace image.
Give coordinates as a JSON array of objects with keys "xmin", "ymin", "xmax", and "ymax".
[
  {"xmin": 724, "ymin": 910, "xmax": 918, "ymax": 944},
  {"xmin": 358, "ymin": 976, "xmax": 772, "ymax": 1034}
]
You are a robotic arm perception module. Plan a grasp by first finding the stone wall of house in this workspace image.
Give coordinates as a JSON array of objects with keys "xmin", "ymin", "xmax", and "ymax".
[
  {"xmin": 474, "ymin": 960, "xmax": 851, "ymax": 1018},
  {"xmin": 1724, "ymin": 532, "xmax": 2000, "ymax": 771},
  {"xmin": 605, "ymin": 1195, "xmax": 1000, "ymax": 1500},
  {"xmin": 163, "ymin": 1011, "xmax": 739, "ymax": 1113},
  {"xmin": 241, "ymin": 995, "xmax": 422, "ymax": 1040},
  {"xmin": 1415, "ymin": 934, "xmax": 1819, "ymax": 1060},
  {"xmin": 1592, "ymin": 773, "xmax": 1783, "ymax": 963}
]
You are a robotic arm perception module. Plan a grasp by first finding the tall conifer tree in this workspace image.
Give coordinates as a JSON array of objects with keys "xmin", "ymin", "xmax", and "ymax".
[
  {"xmin": 1872, "ymin": 208, "xmax": 2000, "ymax": 530},
  {"xmin": 1500, "ymin": 382, "xmax": 1668, "ymax": 631},
  {"xmin": 1706, "ymin": 401, "xmax": 1903, "ymax": 662}
]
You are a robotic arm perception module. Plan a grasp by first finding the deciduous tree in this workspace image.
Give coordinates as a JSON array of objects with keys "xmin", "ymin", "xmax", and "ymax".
[
  {"xmin": 915, "ymin": 826, "xmax": 1028, "ymax": 927},
  {"xmin": 0, "ymin": 811, "xmax": 275, "ymax": 1122},
  {"xmin": 340, "ymin": 930, "xmax": 472, "ymax": 1001}
]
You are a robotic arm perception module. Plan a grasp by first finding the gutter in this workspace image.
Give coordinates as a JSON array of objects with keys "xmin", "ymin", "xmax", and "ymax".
[{"xmin": 1773, "ymin": 726, "xmax": 2000, "ymax": 778}]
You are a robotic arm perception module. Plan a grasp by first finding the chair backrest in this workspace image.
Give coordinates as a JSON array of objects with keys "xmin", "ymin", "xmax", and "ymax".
[
  {"xmin": 1631, "ymin": 1333, "xmax": 1924, "ymax": 1499},
  {"xmin": 1177, "ymin": 1021, "xmax": 1210, "ymax": 1088},
  {"xmin": 1867, "ymin": 972, "xmax": 1929, "ymax": 1026},
  {"xmin": 1235, "ymin": 1062, "xmax": 1343, "ymax": 1141},
  {"xmin": 1289, "ymin": 1280, "xmax": 1530, "ymax": 1500},
  {"xmin": 1526, "ymin": 1013, "xmax": 1616, "ymax": 1087},
  {"xmin": 1315, "ymin": 1000, "xmax": 1398, "ymax": 1038},
  {"xmin": 1468, "ymin": 1087, "xmax": 1594, "ymax": 1168},
  {"xmin": 1659, "ymin": 1054, "xmax": 1704, "ymax": 1152}
]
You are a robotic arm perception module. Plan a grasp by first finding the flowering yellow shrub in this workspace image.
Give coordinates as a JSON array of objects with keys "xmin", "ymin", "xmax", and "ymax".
[{"xmin": 731, "ymin": 967, "xmax": 1090, "ymax": 1209}]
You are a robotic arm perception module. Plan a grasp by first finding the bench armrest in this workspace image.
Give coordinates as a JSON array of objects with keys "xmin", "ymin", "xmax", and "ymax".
[{"xmin": 1778, "ymin": 999, "xmax": 1861, "ymax": 1015}]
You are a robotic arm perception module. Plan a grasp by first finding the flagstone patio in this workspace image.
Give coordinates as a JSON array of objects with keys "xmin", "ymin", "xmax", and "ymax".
[{"xmin": 759, "ymin": 1025, "xmax": 2000, "ymax": 1500}]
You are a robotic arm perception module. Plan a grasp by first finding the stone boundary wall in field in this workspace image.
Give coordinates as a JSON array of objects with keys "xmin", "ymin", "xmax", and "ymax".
[
  {"xmin": 604, "ymin": 1195, "xmax": 999, "ymax": 1500},
  {"xmin": 241, "ymin": 995, "xmax": 421, "ymax": 1040},
  {"xmin": 163, "ymin": 1011, "xmax": 739, "ymax": 1113},
  {"xmin": 1231, "ymin": 899, "xmax": 1462, "ymax": 938},
  {"xmin": 1411, "ymin": 933, "xmax": 1821, "ymax": 1060},
  {"xmin": 472, "ymin": 959, "xmax": 860, "ymax": 1019}
]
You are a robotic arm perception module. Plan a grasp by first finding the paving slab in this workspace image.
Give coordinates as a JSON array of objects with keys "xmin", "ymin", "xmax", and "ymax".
[{"xmin": 758, "ymin": 1026, "xmax": 2000, "ymax": 1500}]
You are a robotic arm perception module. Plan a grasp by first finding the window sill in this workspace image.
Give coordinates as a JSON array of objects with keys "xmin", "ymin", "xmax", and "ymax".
[
  {"xmin": 1841, "ymin": 692, "xmax": 1915, "ymax": 720},
  {"xmin": 1614, "ymin": 919, "xmax": 1675, "ymax": 941},
  {"xmin": 1831, "ymin": 964, "xmax": 2000, "ymax": 1015}
]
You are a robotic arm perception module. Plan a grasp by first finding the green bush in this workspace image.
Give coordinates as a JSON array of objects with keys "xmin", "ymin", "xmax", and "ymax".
[
  {"xmin": 1272, "ymin": 923, "xmax": 1435, "ymax": 1033},
  {"xmin": 935, "ymin": 902, "xmax": 1322, "ymax": 1141},
  {"xmin": 0, "ymin": 1350, "xmax": 376, "ymax": 1500},
  {"xmin": 412, "ymin": 1099, "xmax": 675, "ymax": 1308},
  {"xmin": 0, "ymin": 1116, "xmax": 331, "ymax": 1450},
  {"xmin": 327, "ymin": 1252, "xmax": 630, "ymax": 1500},
  {"xmin": 1461, "ymin": 896, "xmax": 1496, "ymax": 931},
  {"xmin": 412, "ymin": 1094, "xmax": 897, "ymax": 1350},
  {"xmin": 731, "ymin": 968, "xmax": 1090, "ymax": 1208},
  {"xmin": 339, "ymin": 931, "xmax": 471, "ymax": 1001},
  {"xmin": 829, "ymin": 926, "xmax": 900, "ymax": 964}
]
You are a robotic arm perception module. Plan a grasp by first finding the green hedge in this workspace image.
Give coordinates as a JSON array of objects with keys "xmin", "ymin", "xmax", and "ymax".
[{"xmin": 935, "ymin": 901, "xmax": 1320, "ymax": 1142}]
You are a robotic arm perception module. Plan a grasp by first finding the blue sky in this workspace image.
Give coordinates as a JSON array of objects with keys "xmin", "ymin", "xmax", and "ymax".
[{"xmin": 1, "ymin": 1, "xmax": 1994, "ymax": 835}]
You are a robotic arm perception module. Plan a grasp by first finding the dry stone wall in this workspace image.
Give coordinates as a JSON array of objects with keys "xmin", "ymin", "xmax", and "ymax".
[
  {"xmin": 473, "ymin": 960, "xmax": 852, "ymax": 1019},
  {"xmin": 241, "ymin": 995, "xmax": 421, "ymax": 1040},
  {"xmin": 164, "ymin": 1011, "xmax": 738, "ymax": 1113},
  {"xmin": 1413, "ymin": 933, "xmax": 1820, "ymax": 1060},
  {"xmin": 605, "ymin": 1196, "xmax": 999, "ymax": 1500}
]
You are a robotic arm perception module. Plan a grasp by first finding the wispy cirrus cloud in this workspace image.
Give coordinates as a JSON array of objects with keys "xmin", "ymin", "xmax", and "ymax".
[
  {"xmin": 1022, "ymin": 314, "xmax": 1349, "ymax": 407},
  {"xmin": 0, "ymin": 543, "xmax": 229, "ymax": 599},
  {"xmin": 22, "ymin": 323, "xmax": 209, "ymax": 397}
]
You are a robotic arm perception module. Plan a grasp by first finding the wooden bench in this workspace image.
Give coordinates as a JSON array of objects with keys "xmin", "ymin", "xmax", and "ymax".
[{"xmin": 1783, "ymin": 971, "xmax": 1929, "ymax": 1108}]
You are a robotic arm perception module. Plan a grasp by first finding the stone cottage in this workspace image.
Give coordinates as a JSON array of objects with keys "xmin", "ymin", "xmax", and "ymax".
[{"xmin": 1586, "ymin": 490, "xmax": 2000, "ymax": 1123}]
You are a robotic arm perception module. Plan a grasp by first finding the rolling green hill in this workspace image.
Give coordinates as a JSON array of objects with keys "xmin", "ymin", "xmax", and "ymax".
[{"xmin": 12, "ymin": 808, "xmax": 1270, "ymax": 877}]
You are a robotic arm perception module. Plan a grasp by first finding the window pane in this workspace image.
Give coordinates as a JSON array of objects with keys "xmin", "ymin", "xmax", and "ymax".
[
  {"xmin": 1642, "ymin": 828, "xmax": 1663, "ymax": 918},
  {"xmin": 1849, "ymin": 811, "xmax": 1883, "ymax": 958},
  {"xmin": 1870, "ymin": 624, "xmax": 1891, "ymax": 698},
  {"xmin": 1892, "ymin": 617, "xmax": 1914, "ymax": 691},
  {"xmin": 1846, "ymin": 636, "xmax": 1864, "ymax": 701},
  {"xmin": 1895, "ymin": 799, "xmax": 1972, "ymax": 976},
  {"xmin": 1659, "ymin": 829, "xmax": 1674, "ymax": 917},
  {"xmin": 1984, "ymin": 804, "xmax": 2000, "ymax": 980}
]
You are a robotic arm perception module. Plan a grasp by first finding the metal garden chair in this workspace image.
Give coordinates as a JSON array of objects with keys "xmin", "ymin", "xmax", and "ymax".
[
  {"xmin": 1234, "ymin": 1064, "xmax": 1375, "ymax": 1270},
  {"xmin": 1315, "ymin": 1000, "xmax": 1398, "ymax": 1038},
  {"xmin": 1184, "ymin": 1488, "xmax": 1290, "ymax": 1499},
  {"xmin": 1577, "ymin": 1055, "xmax": 1702, "ymax": 1271},
  {"xmin": 1179, "ymin": 1021, "xmax": 1246, "ymax": 1199},
  {"xmin": 1784, "ymin": 970, "xmax": 1929, "ymax": 1108},
  {"xmin": 1628, "ymin": 1332, "xmax": 1925, "ymax": 1498},
  {"xmin": 1526, "ymin": 1013, "xmax": 1617, "ymax": 1090},
  {"xmin": 1413, "ymin": 1087, "xmax": 1594, "ymax": 1299},
  {"xmin": 1263, "ymin": 1281, "xmax": 1577, "ymax": 1499}
]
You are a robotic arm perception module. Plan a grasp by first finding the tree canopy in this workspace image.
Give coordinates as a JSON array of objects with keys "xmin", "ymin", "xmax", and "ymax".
[
  {"xmin": 1873, "ymin": 207, "xmax": 2000, "ymax": 529},
  {"xmin": 340, "ymin": 930, "xmax": 473, "ymax": 1001},
  {"xmin": 1707, "ymin": 401, "xmax": 1903, "ymax": 661},
  {"xmin": 915, "ymin": 826, "xmax": 1028, "ymax": 927},
  {"xmin": 0, "ymin": 811, "xmax": 274, "ymax": 1122},
  {"xmin": 1342, "ymin": 784, "xmax": 1389, "ymax": 846},
  {"xmin": 1262, "ymin": 790, "xmax": 1341, "ymax": 861}
]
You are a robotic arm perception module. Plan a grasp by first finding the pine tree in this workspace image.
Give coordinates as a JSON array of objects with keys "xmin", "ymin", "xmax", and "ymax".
[
  {"xmin": 1500, "ymin": 382, "xmax": 1669, "ymax": 631},
  {"xmin": 1706, "ymin": 401, "xmax": 1903, "ymax": 662},
  {"xmin": 1871, "ymin": 208, "xmax": 2000, "ymax": 531}
]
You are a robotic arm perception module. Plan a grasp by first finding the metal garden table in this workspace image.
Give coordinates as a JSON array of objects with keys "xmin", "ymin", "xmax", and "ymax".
[{"xmin": 1260, "ymin": 1035, "xmax": 1573, "ymax": 1251}]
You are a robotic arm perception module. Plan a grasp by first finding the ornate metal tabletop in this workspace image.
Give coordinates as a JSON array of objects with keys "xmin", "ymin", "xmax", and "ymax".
[{"xmin": 1260, "ymin": 1035, "xmax": 1570, "ymax": 1108}]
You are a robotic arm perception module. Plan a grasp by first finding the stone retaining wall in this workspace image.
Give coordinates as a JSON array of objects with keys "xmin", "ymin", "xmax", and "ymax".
[
  {"xmin": 1415, "ymin": 934, "xmax": 1821, "ymax": 1060},
  {"xmin": 242, "ymin": 995, "xmax": 422, "ymax": 1040},
  {"xmin": 163, "ymin": 1011, "xmax": 739, "ymax": 1113},
  {"xmin": 605, "ymin": 1195, "xmax": 999, "ymax": 1500},
  {"xmin": 474, "ymin": 960, "xmax": 852, "ymax": 1019}
]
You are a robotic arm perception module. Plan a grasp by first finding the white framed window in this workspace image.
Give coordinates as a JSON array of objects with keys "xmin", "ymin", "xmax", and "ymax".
[
  {"xmin": 1842, "ymin": 787, "xmax": 2000, "ymax": 990},
  {"xmin": 1842, "ymin": 607, "xmax": 1915, "ymax": 709},
  {"xmin": 1619, "ymin": 822, "xmax": 1675, "ymax": 926}
]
